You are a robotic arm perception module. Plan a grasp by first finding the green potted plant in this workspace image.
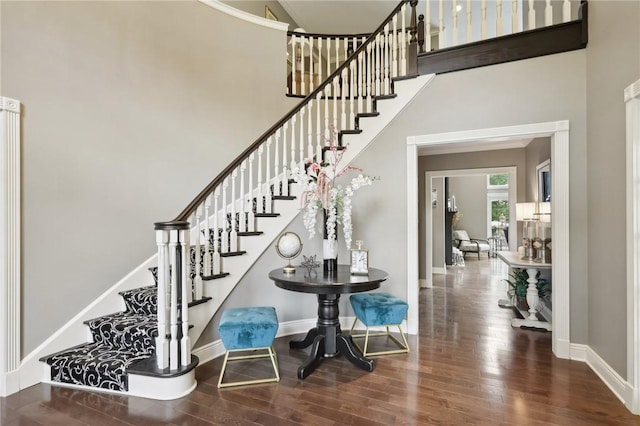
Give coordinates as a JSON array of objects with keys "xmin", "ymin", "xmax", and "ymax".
[{"xmin": 504, "ymin": 269, "xmax": 549, "ymax": 310}]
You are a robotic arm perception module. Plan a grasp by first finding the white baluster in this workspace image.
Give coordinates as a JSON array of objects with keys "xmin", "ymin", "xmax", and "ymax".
[
  {"xmin": 298, "ymin": 107, "xmax": 305, "ymax": 168},
  {"xmin": 212, "ymin": 187, "xmax": 221, "ymax": 274},
  {"xmin": 282, "ymin": 123, "xmax": 289, "ymax": 196},
  {"xmin": 384, "ymin": 23, "xmax": 390, "ymax": 95},
  {"xmin": 392, "ymin": 16, "xmax": 399, "ymax": 76},
  {"xmin": 334, "ymin": 38, "xmax": 340, "ymax": 96},
  {"xmin": 425, "ymin": 1, "xmax": 432, "ymax": 51},
  {"xmin": 349, "ymin": 61, "xmax": 356, "ymax": 129},
  {"xmin": 247, "ymin": 156, "xmax": 255, "ymax": 233},
  {"xmin": 341, "ymin": 68, "xmax": 347, "ymax": 130},
  {"xmin": 545, "ymin": 0, "xmax": 553, "ymax": 26},
  {"xmin": 300, "ymin": 35, "xmax": 306, "ymax": 96},
  {"xmin": 343, "ymin": 38, "xmax": 350, "ymax": 97},
  {"xmin": 318, "ymin": 37, "xmax": 323, "ymax": 86},
  {"xmin": 563, "ymin": 0, "xmax": 571, "ymax": 23},
  {"xmin": 155, "ymin": 230, "xmax": 169, "ymax": 369},
  {"xmin": 256, "ymin": 147, "xmax": 264, "ymax": 215},
  {"xmin": 230, "ymin": 170, "xmax": 238, "ymax": 252},
  {"xmin": 239, "ymin": 161, "xmax": 246, "ymax": 233},
  {"xmin": 309, "ymin": 36, "xmax": 314, "ymax": 93},
  {"xmin": 401, "ymin": 4, "xmax": 408, "ymax": 73},
  {"xmin": 315, "ymin": 94, "xmax": 322, "ymax": 160},
  {"xmin": 324, "ymin": 88, "xmax": 330, "ymax": 144},
  {"xmin": 291, "ymin": 114, "xmax": 297, "ymax": 169},
  {"xmin": 439, "ymin": 0, "xmax": 446, "ymax": 49},
  {"xmin": 291, "ymin": 34, "xmax": 297, "ymax": 95},
  {"xmin": 452, "ymin": 0, "xmax": 458, "ymax": 46},
  {"xmin": 169, "ymin": 229, "xmax": 179, "ymax": 370},
  {"xmin": 357, "ymin": 50, "xmax": 364, "ymax": 114},
  {"xmin": 265, "ymin": 138, "xmax": 272, "ymax": 214},
  {"xmin": 307, "ymin": 100, "xmax": 314, "ymax": 159},
  {"xmin": 497, "ymin": 0, "xmax": 504, "ymax": 36},
  {"xmin": 274, "ymin": 129, "xmax": 280, "ymax": 198},
  {"xmin": 222, "ymin": 178, "xmax": 230, "ymax": 253},
  {"xmin": 366, "ymin": 43, "xmax": 373, "ymax": 113},
  {"xmin": 326, "ymin": 38, "xmax": 331, "ymax": 96},
  {"xmin": 481, "ymin": 0, "xmax": 487, "ymax": 40},
  {"xmin": 203, "ymin": 194, "xmax": 212, "ymax": 276},
  {"xmin": 528, "ymin": 0, "xmax": 536, "ymax": 31},
  {"xmin": 375, "ymin": 34, "xmax": 381, "ymax": 96},
  {"xmin": 466, "ymin": 0, "xmax": 473, "ymax": 43},
  {"xmin": 193, "ymin": 210, "xmax": 202, "ymax": 301},
  {"xmin": 512, "ymin": 0, "xmax": 519, "ymax": 33},
  {"xmin": 179, "ymin": 227, "xmax": 190, "ymax": 366},
  {"xmin": 332, "ymin": 76, "xmax": 339, "ymax": 133}
]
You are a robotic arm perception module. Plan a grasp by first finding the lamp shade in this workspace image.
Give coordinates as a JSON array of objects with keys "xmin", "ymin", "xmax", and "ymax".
[
  {"xmin": 537, "ymin": 202, "xmax": 551, "ymax": 222},
  {"xmin": 516, "ymin": 202, "xmax": 537, "ymax": 221}
]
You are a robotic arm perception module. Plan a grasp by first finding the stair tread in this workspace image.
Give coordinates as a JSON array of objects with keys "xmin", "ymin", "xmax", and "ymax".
[
  {"xmin": 255, "ymin": 213, "xmax": 280, "ymax": 217},
  {"xmin": 272, "ymin": 196, "xmax": 296, "ymax": 200},
  {"xmin": 85, "ymin": 311, "xmax": 158, "ymax": 353},
  {"xmin": 119, "ymin": 286, "xmax": 157, "ymax": 315},
  {"xmin": 128, "ymin": 354, "xmax": 199, "ymax": 378},
  {"xmin": 41, "ymin": 342, "xmax": 153, "ymax": 391},
  {"xmin": 188, "ymin": 296, "xmax": 212, "ymax": 308},
  {"xmin": 237, "ymin": 231, "xmax": 264, "ymax": 236},
  {"xmin": 220, "ymin": 250, "xmax": 247, "ymax": 257},
  {"xmin": 202, "ymin": 272, "xmax": 230, "ymax": 280}
]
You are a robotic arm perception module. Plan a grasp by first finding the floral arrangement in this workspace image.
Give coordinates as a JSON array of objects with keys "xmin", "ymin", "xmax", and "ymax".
[{"xmin": 290, "ymin": 130, "xmax": 375, "ymax": 250}]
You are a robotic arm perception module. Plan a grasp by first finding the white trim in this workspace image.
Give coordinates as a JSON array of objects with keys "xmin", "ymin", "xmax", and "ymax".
[
  {"xmin": 0, "ymin": 97, "xmax": 21, "ymax": 397},
  {"xmin": 408, "ymin": 121, "xmax": 571, "ymax": 360},
  {"xmin": 419, "ymin": 278, "xmax": 431, "ymax": 288},
  {"xmin": 198, "ymin": 0, "xmax": 289, "ymax": 32},
  {"xmin": 432, "ymin": 267, "xmax": 447, "ymax": 275},
  {"xmin": 571, "ymin": 343, "xmax": 630, "ymax": 406},
  {"xmin": 407, "ymin": 142, "xmax": 420, "ymax": 335},
  {"xmin": 626, "ymin": 77, "xmax": 640, "ymax": 414}
]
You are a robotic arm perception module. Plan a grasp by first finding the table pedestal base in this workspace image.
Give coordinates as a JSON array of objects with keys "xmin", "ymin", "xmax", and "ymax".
[{"xmin": 289, "ymin": 294, "xmax": 375, "ymax": 379}]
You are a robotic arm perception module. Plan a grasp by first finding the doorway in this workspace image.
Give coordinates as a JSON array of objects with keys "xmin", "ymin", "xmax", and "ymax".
[{"xmin": 406, "ymin": 121, "xmax": 571, "ymax": 359}]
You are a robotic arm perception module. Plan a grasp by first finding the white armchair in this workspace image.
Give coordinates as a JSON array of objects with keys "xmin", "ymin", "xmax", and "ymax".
[{"xmin": 453, "ymin": 230, "xmax": 491, "ymax": 260}]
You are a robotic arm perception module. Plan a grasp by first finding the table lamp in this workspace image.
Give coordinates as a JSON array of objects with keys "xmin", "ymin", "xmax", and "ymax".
[{"xmin": 516, "ymin": 202, "xmax": 537, "ymax": 261}]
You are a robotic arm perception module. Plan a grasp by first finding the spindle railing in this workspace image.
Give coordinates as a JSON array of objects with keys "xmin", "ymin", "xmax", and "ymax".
[
  {"xmin": 288, "ymin": 0, "xmax": 580, "ymax": 96},
  {"xmin": 153, "ymin": 0, "xmax": 420, "ymax": 370}
]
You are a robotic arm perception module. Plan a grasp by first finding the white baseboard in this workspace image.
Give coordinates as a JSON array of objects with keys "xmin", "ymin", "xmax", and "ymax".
[
  {"xmin": 419, "ymin": 278, "xmax": 432, "ymax": 288},
  {"xmin": 571, "ymin": 343, "xmax": 630, "ymax": 405},
  {"xmin": 0, "ymin": 370, "xmax": 20, "ymax": 397},
  {"xmin": 432, "ymin": 267, "xmax": 447, "ymax": 275}
]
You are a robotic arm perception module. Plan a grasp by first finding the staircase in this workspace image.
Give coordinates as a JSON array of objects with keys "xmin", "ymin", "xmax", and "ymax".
[
  {"xmin": 35, "ymin": 0, "xmax": 434, "ymax": 399},
  {"xmin": 35, "ymin": 0, "xmax": 589, "ymax": 400}
]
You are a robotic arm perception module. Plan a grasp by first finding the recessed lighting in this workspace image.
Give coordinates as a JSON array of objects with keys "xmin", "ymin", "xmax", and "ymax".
[{"xmin": 456, "ymin": 4, "xmax": 462, "ymax": 12}]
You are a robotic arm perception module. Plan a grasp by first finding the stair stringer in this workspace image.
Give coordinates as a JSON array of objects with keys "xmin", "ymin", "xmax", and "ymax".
[{"xmin": 19, "ymin": 73, "xmax": 435, "ymax": 401}]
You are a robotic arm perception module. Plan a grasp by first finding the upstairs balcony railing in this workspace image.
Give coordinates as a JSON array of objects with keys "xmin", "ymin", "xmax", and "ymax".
[
  {"xmin": 153, "ymin": 0, "xmax": 420, "ymax": 371},
  {"xmin": 287, "ymin": 0, "xmax": 582, "ymax": 97}
]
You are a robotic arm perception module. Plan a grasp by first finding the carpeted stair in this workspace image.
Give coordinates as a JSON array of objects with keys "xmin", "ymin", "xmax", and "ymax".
[{"xmin": 40, "ymin": 283, "xmax": 160, "ymax": 392}]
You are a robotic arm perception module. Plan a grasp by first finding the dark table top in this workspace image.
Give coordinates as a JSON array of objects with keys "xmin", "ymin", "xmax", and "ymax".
[{"xmin": 269, "ymin": 265, "xmax": 388, "ymax": 295}]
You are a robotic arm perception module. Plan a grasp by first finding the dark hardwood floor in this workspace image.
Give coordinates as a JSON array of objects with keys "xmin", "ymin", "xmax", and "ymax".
[{"xmin": 3, "ymin": 257, "xmax": 639, "ymax": 425}]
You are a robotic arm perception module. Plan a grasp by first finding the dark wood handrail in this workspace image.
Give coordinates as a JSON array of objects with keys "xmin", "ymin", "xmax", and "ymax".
[
  {"xmin": 172, "ymin": 0, "xmax": 413, "ymax": 222},
  {"xmin": 287, "ymin": 30, "xmax": 373, "ymax": 40}
]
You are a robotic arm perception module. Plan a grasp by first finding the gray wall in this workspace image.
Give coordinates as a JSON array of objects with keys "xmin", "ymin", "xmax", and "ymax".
[
  {"xmin": 1, "ymin": 1, "xmax": 296, "ymax": 354},
  {"xmin": 586, "ymin": 1, "xmax": 640, "ymax": 376},
  {"xmin": 449, "ymin": 175, "xmax": 489, "ymax": 239},
  {"xmin": 432, "ymin": 177, "xmax": 445, "ymax": 269}
]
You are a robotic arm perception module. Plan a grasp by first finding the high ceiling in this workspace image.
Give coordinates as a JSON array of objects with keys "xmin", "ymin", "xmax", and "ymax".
[{"xmin": 278, "ymin": 0, "xmax": 398, "ymax": 34}]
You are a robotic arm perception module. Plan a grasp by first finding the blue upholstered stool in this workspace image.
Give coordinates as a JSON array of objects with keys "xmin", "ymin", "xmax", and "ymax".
[
  {"xmin": 217, "ymin": 306, "xmax": 280, "ymax": 388},
  {"xmin": 349, "ymin": 292, "xmax": 409, "ymax": 356}
]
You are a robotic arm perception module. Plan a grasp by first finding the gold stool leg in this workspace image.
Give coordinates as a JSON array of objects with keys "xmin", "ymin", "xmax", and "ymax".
[{"xmin": 217, "ymin": 346, "xmax": 280, "ymax": 388}]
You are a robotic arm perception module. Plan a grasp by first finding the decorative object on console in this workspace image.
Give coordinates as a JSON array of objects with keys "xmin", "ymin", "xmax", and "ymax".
[
  {"xmin": 516, "ymin": 202, "xmax": 537, "ymax": 261},
  {"xmin": 534, "ymin": 202, "xmax": 552, "ymax": 263},
  {"xmin": 300, "ymin": 254, "xmax": 321, "ymax": 277},
  {"xmin": 350, "ymin": 240, "xmax": 369, "ymax": 275},
  {"xmin": 275, "ymin": 232, "xmax": 303, "ymax": 274},
  {"xmin": 291, "ymin": 126, "xmax": 376, "ymax": 272}
]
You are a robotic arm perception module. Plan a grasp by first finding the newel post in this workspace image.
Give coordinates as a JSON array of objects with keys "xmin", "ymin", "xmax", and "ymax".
[
  {"xmin": 408, "ymin": 0, "xmax": 419, "ymax": 75},
  {"xmin": 154, "ymin": 220, "xmax": 190, "ymax": 369}
]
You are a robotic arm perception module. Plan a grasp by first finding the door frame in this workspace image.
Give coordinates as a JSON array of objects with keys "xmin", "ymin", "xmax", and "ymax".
[{"xmin": 406, "ymin": 120, "xmax": 571, "ymax": 359}]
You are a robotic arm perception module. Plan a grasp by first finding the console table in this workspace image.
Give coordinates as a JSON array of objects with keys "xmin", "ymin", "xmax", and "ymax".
[
  {"xmin": 269, "ymin": 265, "xmax": 388, "ymax": 379},
  {"xmin": 497, "ymin": 252, "xmax": 552, "ymax": 331}
]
